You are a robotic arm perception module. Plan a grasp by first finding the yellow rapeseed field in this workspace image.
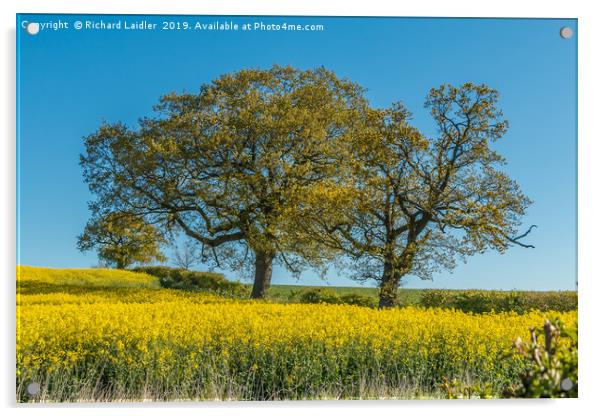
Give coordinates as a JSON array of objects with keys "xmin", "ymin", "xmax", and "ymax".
[{"xmin": 16, "ymin": 266, "xmax": 577, "ymax": 401}]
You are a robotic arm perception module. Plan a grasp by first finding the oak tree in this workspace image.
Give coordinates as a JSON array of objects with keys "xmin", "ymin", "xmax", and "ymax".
[
  {"xmin": 77, "ymin": 212, "xmax": 166, "ymax": 269},
  {"xmin": 80, "ymin": 65, "xmax": 366, "ymax": 298},
  {"xmin": 304, "ymin": 83, "xmax": 534, "ymax": 307}
]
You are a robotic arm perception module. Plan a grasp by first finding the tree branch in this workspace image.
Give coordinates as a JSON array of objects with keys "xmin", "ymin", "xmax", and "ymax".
[
  {"xmin": 505, "ymin": 225, "xmax": 537, "ymax": 248},
  {"xmin": 173, "ymin": 213, "xmax": 244, "ymax": 247}
]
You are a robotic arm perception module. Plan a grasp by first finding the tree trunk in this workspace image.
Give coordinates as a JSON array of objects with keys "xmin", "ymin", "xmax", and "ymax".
[
  {"xmin": 250, "ymin": 250, "xmax": 274, "ymax": 299},
  {"xmin": 378, "ymin": 260, "xmax": 401, "ymax": 308}
]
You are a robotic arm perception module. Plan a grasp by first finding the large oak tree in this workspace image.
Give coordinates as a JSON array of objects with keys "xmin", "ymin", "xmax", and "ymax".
[
  {"xmin": 302, "ymin": 83, "xmax": 534, "ymax": 307},
  {"xmin": 80, "ymin": 66, "xmax": 366, "ymax": 298}
]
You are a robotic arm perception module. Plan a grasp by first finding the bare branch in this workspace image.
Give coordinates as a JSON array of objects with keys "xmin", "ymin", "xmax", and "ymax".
[{"xmin": 505, "ymin": 225, "xmax": 537, "ymax": 248}]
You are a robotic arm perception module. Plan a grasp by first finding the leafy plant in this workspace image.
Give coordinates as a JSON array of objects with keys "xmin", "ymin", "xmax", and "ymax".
[
  {"xmin": 298, "ymin": 288, "xmax": 342, "ymax": 305},
  {"xmin": 295, "ymin": 288, "xmax": 377, "ymax": 308},
  {"xmin": 504, "ymin": 319, "xmax": 578, "ymax": 398},
  {"xmin": 340, "ymin": 293, "xmax": 377, "ymax": 308},
  {"xmin": 420, "ymin": 289, "xmax": 577, "ymax": 313},
  {"xmin": 301, "ymin": 83, "xmax": 534, "ymax": 308},
  {"xmin": 441, "ymin": 376, "xmax": 495, "ymax": 399},
  {"xmin": 77, "ymin": 212, "xmax": 166, "ymax": 269},
  {"xmin": 80, "ymin": 66, "xmax": 367, "ymax": 299},
  {"xmin": 133, "ymin": 266, "xmax": 247, "ymax": 298}
]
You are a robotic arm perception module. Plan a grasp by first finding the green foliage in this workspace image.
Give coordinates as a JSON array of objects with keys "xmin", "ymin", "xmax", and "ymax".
[
  {"xmin": 302, "ymin": 83, "xmax": 533, "ymax": 308},
  {"xmin": 268, "ymin": 285, "xmax": 423, "ymax": 305},
  {"xmin": 80, "ymin": 71, "xmax": 535, "ymax": 305},
  {"xmin": 296, "ymin": 287, "xmax": 377, "ymax": 307},
  {"xmin": 80, "ymin": 65, "xmax": 368, "ymax": 298},
  {"xmin": 504, "ymin": 319, "xmax": 578, "ymax": 398},
  {"xmin": 134, "ymin": 266, "xmax": 247, "ymax": 298},
  {"xmin": 339, "ymin": 293, "xmax": 378, "ymax": 308},
  {"xmin": 420, "ymin": 289, "xmax": 577, "ymax": 313},
  {"xmin": 77, "ymin": 212, "xmax": 166, "ymax": 269},
  {"xmin": 298, "ymin": 288, "xmax": 341, "ymax": 304},
  {"xmin": 441, "ymin": 376, "xmax": 495, "ymax": 399}
]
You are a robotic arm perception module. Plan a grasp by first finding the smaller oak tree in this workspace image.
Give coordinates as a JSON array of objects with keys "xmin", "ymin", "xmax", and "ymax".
[
  {"xmin": 77, "ymin": 212, "xmax": 166, "ymax": 269},
  {"xmin": 303, "ymin": 83, "xmax": 534, "ymax": 307}
]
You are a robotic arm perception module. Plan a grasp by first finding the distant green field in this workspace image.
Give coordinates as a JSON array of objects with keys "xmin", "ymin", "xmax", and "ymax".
[{"xmin": 266, "ymin": 284, "xmax": 424, "ymax": 305}]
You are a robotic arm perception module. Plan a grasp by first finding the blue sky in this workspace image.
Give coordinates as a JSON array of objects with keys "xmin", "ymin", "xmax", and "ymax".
[{"xmin": 17, "ymin": 15, "xmax": 577, "ymax": 290}]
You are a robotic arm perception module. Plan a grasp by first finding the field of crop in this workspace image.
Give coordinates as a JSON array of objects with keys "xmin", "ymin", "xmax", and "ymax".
[{"xmin": 16, "ymin": 266, "xmax": 577, "ymax": 402}]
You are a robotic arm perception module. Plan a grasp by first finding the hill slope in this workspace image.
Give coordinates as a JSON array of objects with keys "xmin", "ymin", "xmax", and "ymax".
[{"xmin": 17, "ymin": 265, "xmax": 159, "ymax": 289}]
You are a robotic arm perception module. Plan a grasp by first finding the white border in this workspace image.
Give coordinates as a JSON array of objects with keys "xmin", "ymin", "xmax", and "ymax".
[{"xmin": 2, "ymin": 1, "xmax": 601, "ymax": 415}]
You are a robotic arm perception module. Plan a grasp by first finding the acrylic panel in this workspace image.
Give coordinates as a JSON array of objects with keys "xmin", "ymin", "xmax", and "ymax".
[{"xmin": 16, "ymin": 14, "xmax": 577, "ymax": 402}]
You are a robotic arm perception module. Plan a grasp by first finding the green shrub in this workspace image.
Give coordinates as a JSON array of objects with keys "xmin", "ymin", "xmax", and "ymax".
[
  {"xmin": 504, "ymin": 319, "xmax": 578, "ymax": 398},
  {"xmin": 285, "ymin": 289, "xmax": 302, "ymax": 302},
  {"xmin": 296, "ymin": 288, "xmax": 377, "ymax": 308},
  {"xmin": 340, "ymin": 293, "xmax": 377, "ymax": 308},
  {"xmin": 298, "ymin": 288, "xmax": 341, "ymax": 305},
  {"xmin": 133, "ymin": 266, "xmax": 247, "ymax": 298},
  {"xmin": 441, "ymin": 376, "xmax": 495, "ymax": 399},
  {"xmin": 454, "ymin": 291, "xmax": 496, "ymax": 314},
  {"xmin": 420, "ymin": 289, "xmax": 577, "ymax": 313},
  {"xmin": 420, "ymin": 290, "xmax": 452, "ymax": 309}
]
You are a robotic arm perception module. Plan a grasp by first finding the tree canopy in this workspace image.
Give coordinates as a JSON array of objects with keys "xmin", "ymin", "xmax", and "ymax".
[
  {"xmin": 80, "ymin": 66, "xmax": 532, "ymax": 305},
  {"xmin": 77, "ymin": 212, "xmax": 166, "ymax": 269},
  {"xmin": 301, "ymin": 83, "xmax": 534, "ymax": 307},
  {"xmin": 80, "ymin": 65, "xmax": 367, "ymax": 297}
]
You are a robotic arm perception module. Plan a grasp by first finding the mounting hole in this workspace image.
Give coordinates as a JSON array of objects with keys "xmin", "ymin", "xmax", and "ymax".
[
  {"xmin": 560, "ymin": 27, "xmax": 573, "ymax": 39},
  {"xmin": 26, "ymin": 22, "xmax": 40, "ymax": 36},
  {"xmin": 560, "ymin": 378, "xmax": 574, "ymax": 391},
  {"xmin": 26, "ymin": 382, "xmax": 40, "ymax": 396}
]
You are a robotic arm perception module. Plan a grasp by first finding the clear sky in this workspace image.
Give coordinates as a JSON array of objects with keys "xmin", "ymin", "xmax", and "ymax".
[{"xmin": 17, "ymin": 15, "xmax": 577, "ymax": 290}]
